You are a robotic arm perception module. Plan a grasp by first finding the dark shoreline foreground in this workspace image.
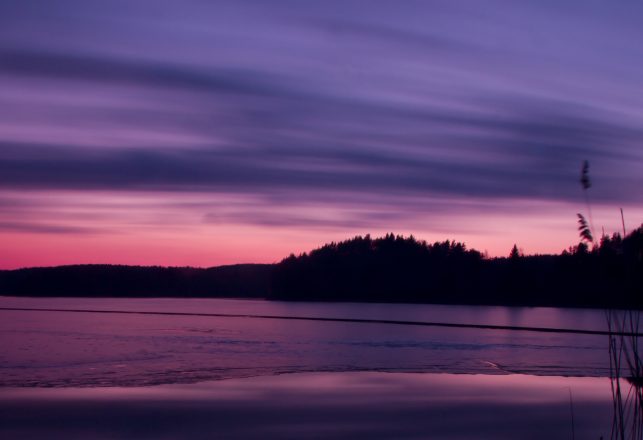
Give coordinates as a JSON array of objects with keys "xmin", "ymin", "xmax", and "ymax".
[{"xmin": 0, "ymin": 372, "xmax": 612, "ymax": 440}]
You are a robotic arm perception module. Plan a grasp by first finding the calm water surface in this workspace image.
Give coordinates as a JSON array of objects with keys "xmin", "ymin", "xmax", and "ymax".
[
  {"xmin": 0, "ymin": 297, "xmax": 621, "ymax": 439},
  {"xmin": 0, "ymin": 297, "xmax": 611, "ymax": 387},
  {"xmin": 0, "ymin": 373, "xmax": 614, "ymax": 440}
]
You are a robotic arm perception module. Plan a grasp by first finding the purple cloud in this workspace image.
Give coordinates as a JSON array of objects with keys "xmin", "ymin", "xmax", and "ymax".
[{"xmin": 0, "ymin": 0, "xmax": 642, "ymax": 236}]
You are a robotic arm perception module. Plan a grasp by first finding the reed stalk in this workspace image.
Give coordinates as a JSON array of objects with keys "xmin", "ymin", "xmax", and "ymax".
[{"xmin": 580, "ymin": 161, "xmax": 642, "ymax": 439}]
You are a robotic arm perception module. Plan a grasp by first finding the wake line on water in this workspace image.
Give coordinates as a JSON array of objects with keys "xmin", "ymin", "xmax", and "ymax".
[
  {"xmin": 0, "ymin": 306, "xmax": 629, "ymax": 337},
  {"xmin": 1, "ymin": 307, "xmax": 639, "ymax": 337}
]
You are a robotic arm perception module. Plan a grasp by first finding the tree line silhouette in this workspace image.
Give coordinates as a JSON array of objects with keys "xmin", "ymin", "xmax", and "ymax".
[
  {"xmin": 0, "ymin": 227, "xmax": 641, "ymax": 308},
  {"xmin": 272, "ymin": 234, "xmax": 482, "ymax": 303},
  {"xmin": 270, "ymin": 229, "xmax": 642, "ymax": 308}
]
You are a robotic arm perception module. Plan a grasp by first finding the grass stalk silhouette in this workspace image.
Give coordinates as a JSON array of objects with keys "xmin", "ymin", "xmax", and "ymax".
[
  {"xmin": 579, "ymin": 160, "xmax": 642, "ymax": 439},
  {"xmin": 580, "ymin": 160, "xmax": 597, "ymax": 241},
  {"xmin": 606, "ymin": 310, "xmax": 643, "ymax": 440}
]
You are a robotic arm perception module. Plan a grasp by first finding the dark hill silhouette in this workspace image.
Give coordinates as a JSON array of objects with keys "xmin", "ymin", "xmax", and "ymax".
[{"xmin": 0, "ymin": 264, "xmax": 272, "ymax": 298}]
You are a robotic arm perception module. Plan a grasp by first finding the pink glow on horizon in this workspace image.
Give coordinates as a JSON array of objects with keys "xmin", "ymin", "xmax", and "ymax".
[
  {"xmin": 2, "ymin": 194, "xmax": 640, "ymax": 269},
  {"xmin": 1, "ymin": 190, "xmax": 641, "ymax": 269}
]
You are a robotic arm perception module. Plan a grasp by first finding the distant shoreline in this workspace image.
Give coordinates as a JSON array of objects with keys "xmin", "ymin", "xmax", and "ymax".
[
  {"xmin": 0, "ymin": 261, "xmax": 640, "ymax": 309},
  {"xmin": 2, "ymin": 229, "xmax": 641, "ymax": 309}
]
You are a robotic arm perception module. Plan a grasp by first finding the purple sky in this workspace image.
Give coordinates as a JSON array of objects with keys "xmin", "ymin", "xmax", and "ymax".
[{"xmin": 1, "ymin": 0, "xmax": 642, "ymax": 268}]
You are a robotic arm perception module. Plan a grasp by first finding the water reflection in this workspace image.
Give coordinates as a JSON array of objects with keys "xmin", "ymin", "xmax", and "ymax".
[
  {"xmin": 0, "ymin": 296, "xmax": 612, "ymax": 331},
  {"xmin": 0, "ymin": 298, "xmax": 611, "ymax": 387},
  {"xmin": 1, "ymin": 312, "xmax": 609, "ymax": 387},
  {"xmin": 0, "ymin": 372, "xmax": 612, "ymax": 440},
  {"xmin": 0, "ymin": 297, "xmax": 622, "ymax": 438}
]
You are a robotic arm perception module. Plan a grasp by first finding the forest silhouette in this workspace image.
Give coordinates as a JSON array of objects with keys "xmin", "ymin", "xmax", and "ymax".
[
  {"xmin": 271, "ymin": 229, "xmax": 642, "ymax": 307},
  {"xmin": 1, "ymin": 227, "xmax": 641, "ymax": 308}
]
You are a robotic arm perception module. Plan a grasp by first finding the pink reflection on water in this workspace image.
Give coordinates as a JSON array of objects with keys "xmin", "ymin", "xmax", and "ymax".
[{"xmin": 0, "ymin": 372, "xmax": 613, "ymax": 439}]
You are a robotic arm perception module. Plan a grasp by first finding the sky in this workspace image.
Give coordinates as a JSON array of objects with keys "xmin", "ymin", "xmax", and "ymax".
[{"xmin": 1, "ymin": 0, "xmax": 642, "ymax": 269}]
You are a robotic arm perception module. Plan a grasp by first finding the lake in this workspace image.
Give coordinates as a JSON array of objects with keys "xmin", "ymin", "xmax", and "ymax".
[{"xmin": 0, "ymin": 297, "xmax": 622, "ymax": 438}]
